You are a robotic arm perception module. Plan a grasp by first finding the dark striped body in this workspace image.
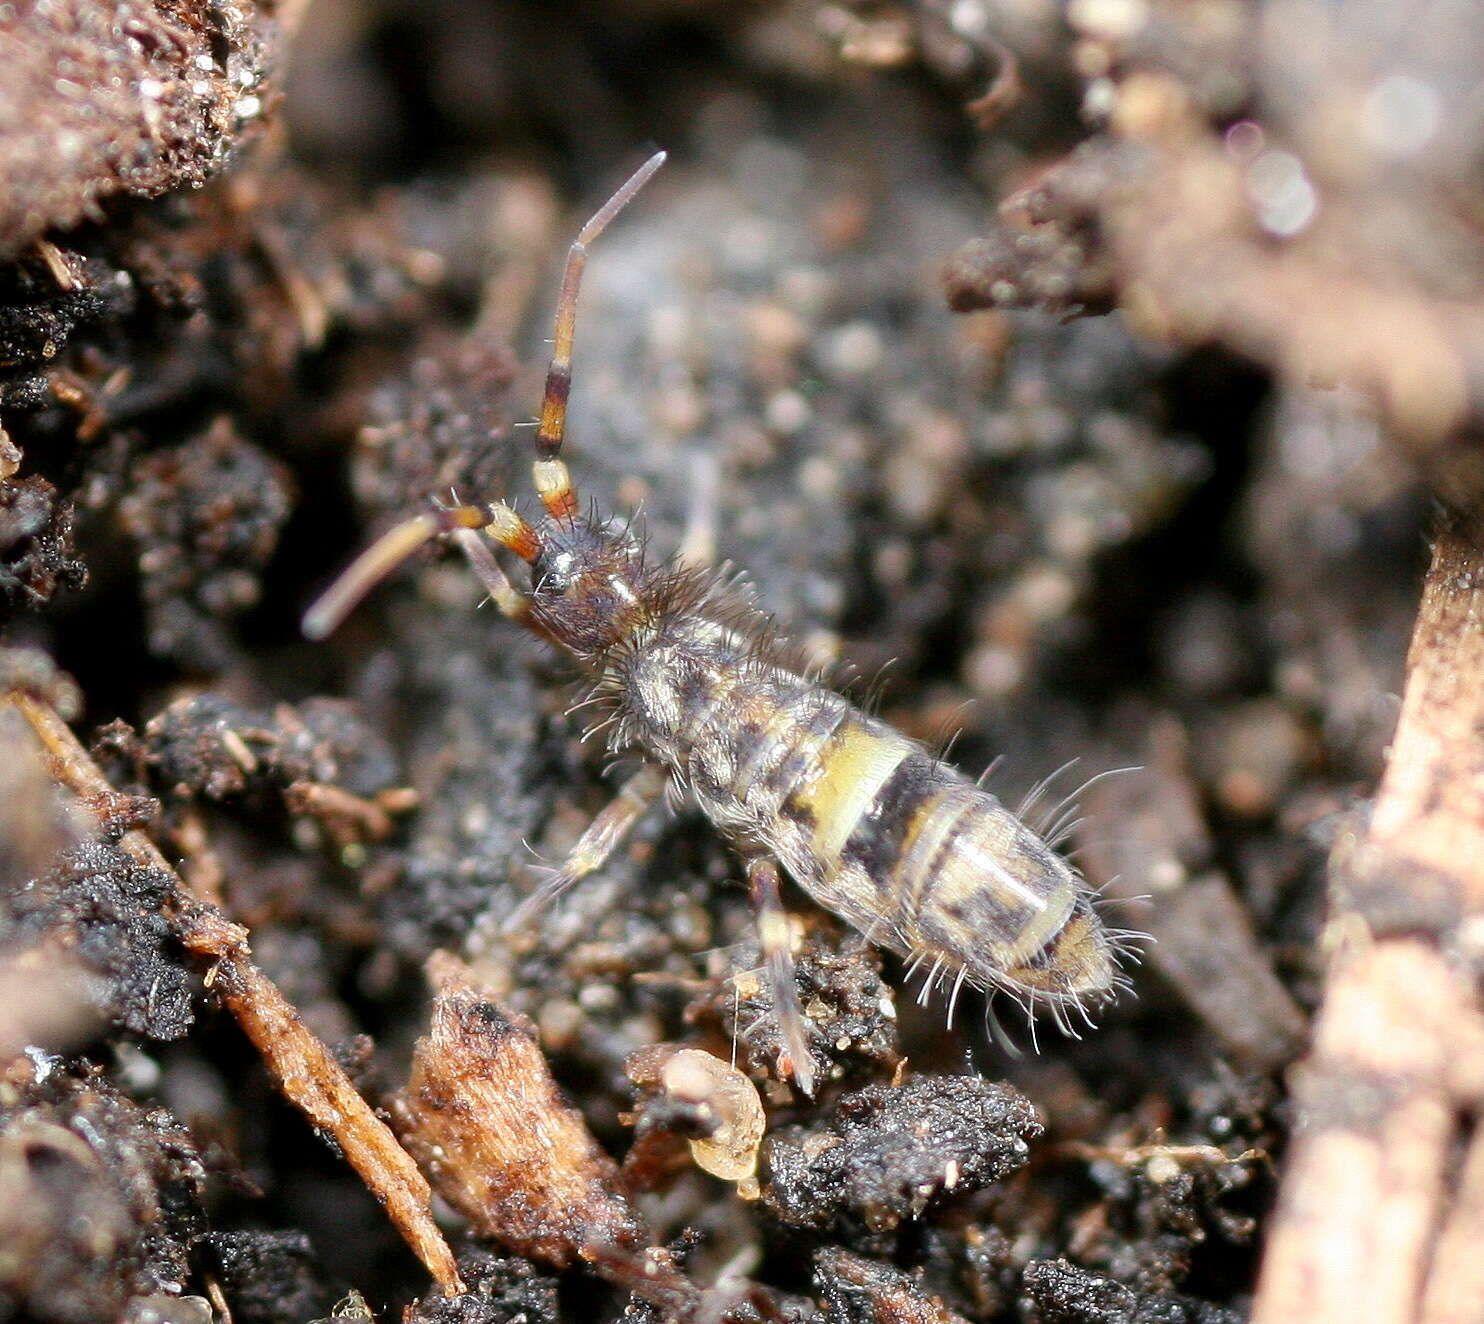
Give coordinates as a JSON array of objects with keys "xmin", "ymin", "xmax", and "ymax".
[{"xmin": 611, "ymin": 616, "xmax": 1116, "ymax": 1006}]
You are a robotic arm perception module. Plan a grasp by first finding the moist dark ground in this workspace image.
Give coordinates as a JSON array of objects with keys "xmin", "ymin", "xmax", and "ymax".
[{"xmin": 0, "ymin": 1, "xmax": 1465, "ymax": 1321}]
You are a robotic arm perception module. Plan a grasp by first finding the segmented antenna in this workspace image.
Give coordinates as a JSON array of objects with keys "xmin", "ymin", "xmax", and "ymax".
[
  {"xmin": 301, "ymin": 151, "xmax": 668, "ymax": 640},
  {"xmin": 302, "ymin": 505, "xmax": 486, "ymax": 640},
  {"xmin": 531, "ymin": 149, "xmax": 667, "ymax": 520}
]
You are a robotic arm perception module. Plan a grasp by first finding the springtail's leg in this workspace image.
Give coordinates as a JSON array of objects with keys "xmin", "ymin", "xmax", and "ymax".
[
  {"xmin": 745, "ymin": 854, "xmax": 818, "ymax": 1096},
  {"xmin": 451, "ymin": 527, "xmax": 529, "ymax": 621},
  {"xmin": 504, "ymin": 762, "xmax": 668, "ymax": 932}
]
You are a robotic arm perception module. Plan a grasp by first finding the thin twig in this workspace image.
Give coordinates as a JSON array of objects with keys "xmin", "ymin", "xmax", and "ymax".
[{"xmin": 6, "ymin": 690, "xmax": 465, "ymax": 1297}]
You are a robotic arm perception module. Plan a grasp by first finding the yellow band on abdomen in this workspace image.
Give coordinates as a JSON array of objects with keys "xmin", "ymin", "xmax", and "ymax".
[{"xmin": 796, "ymin": 721, "xmax": 915, "ymax": 864}]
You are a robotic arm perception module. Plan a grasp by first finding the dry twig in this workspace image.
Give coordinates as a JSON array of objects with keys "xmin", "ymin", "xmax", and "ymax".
[{"xmin": 3, "ymin": 689, "xmax": 465, "ymax": 1297}]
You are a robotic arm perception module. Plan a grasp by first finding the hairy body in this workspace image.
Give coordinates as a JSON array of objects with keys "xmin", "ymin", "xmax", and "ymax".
[
  {"xmin": 306, "ymin": 151, "xmax": 1133, "ymax": 1093},
  {"xmin": 608, "ymin": 610, "xmax": 1115, "ymax": 1011}
]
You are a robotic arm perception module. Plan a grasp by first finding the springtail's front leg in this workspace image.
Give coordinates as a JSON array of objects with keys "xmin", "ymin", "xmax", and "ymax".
[
  {"xmin": 745, "ymin": 855, "xmax": 818, "ymax": 1097},
  {"xmin": 504, "ymin": 761, "xmax": 669, "ymax": 932}
]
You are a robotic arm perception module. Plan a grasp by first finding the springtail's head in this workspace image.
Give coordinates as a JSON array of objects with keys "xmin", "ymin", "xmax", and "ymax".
[
  {"xmin": 524, "ymin": 513, "xmax": 651, "ymax": 657},
  {"xmin": 302, "ymin": 150, "xmax": 667, "ymax": 642}
]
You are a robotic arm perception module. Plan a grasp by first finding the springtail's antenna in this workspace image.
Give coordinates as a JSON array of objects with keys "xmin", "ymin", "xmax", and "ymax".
[
  {"xmin": 532, "ymin": 149, "xmax": 667, "ymax": 521},
  {"xmin": 302, "ymin": 501, "xmax": 542, "ymax": 639},
  {"xmin": 303, "ymin": 504, "xmax": 487, "ymax": 640},
  {"xmin": 301, "ymin": 150, "xmax": 666, "ymax": 640}
]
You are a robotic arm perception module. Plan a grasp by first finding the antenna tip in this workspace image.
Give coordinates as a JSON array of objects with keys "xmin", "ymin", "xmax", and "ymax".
[{"xmin": 301, "ymin": 607, "xmax": 335, "ymax": 642}]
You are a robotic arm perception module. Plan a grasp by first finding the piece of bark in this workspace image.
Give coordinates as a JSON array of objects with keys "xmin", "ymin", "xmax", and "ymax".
[
  {"xmin": 4, "ymin": 688, "xmax": 464, "ymax": 1297},
  {"xmin": 1251, "ymin": 514, "xmax": 1484, "ymax": 1324},
  {"xmin": 1252, "ymin": 939, "xmax": 1471, "ymax": 1324},
  {"xmin": 391, "ymin": 952, "xmax": 695, "ymax": 1312}
]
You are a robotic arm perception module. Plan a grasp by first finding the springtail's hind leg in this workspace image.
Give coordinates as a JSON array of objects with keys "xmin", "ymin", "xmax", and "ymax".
[
  {"xmin": 745, "ymin": 855, "xmax": 818, "ymax": 1097},
  {"xmin": 504, "ymin": 762, "xmax": 668, "ymax": 932}
]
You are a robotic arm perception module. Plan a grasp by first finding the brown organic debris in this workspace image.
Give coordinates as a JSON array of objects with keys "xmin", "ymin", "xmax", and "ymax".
[
  {"xmin": 189, "ymin": 917, "xmax": 464, "ymax": 1296},
  {"xmin": 0, "ymin": 698, "xmax": 97, "ymax": 1060},
  {"xmin": 0, "ymin": 1065, "xmax": 208, "ymax": 1324},
  {"xmin": 391, "ymin": 952, "xmax": 695, "ymax": 1311},
  {"xmin": 944, "ymin": 0, "xmax": 1484, "ymax": 490},
  {"xmin": 117, "ymin": 417, "xmax": 295, "ymax": 671},
  {"xmin": 3, "ymin": 687, "xmax": 463, "ymax": 1297},
  {"xmin": 0, "ymin": 471, "xmax": 85, "ymax": 610},
  {"xmin": 1251, "ymin": 512, "xmax": 1484, "ymax": 1324},
  {"xmin": 815, "ymin": 1249, "xmax": 972, "ymax": 1324},
  {"xmin": 0, "ymin": 0, "xmax": 276, "ymax": 257}
]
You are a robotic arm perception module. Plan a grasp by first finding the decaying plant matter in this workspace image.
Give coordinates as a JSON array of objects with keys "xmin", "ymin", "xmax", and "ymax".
[
  {"xmin": 1252, "ymin": 512, "xmax": 1484, "ymax": 1324},
  {"xmin": 391, "ymin": 952, "xmax": 692, "ymax": 1307},
  {"xmin": 4, "ymin": 684, "xmax": 463, "ymax": 1297}
]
